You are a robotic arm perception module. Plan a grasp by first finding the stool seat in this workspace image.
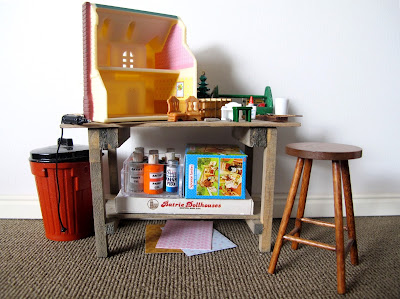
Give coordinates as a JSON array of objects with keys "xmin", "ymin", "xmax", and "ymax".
[
  {"xmin": 286, "ymin": 142, "xmax": 362, "ymax": 160},
  {"xmin": 269, "ymin": 142, "xmax": 362, "ymax": 294}
]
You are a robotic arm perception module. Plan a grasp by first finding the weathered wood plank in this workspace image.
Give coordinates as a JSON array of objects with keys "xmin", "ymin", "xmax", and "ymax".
[
  {"xmin": 107, "ymin": 148, "xmax": 119, "ymax": 195},
  {"xmin": 244, "ymin": 145, "xmax": 253, "ymax": 195},
  {"xmin": 117, "ymin": 127, "xmax": 130, "ymax": 146},
  {"xmin": 232, "ymin": 127, "xmax": 268, "ymax": 147},
  {"xmin": 62, "ymin": 120, "xmax": 301, "ymax": 129},
  {"xmin": 246, "ymin": 219, "xmax": 264, "ymax": 235},
  {"xmin": 97, "ymin": 127, "xmax": 130, "ymax": 149},
  {"xmin": 105, "ymin": 218, "xmax": 120, "ymax": 235},
  {"xmin": 259, "ymin": 128, "xmax": 277, "ymax": 252},
  {"xmin": 88, "ymin": 129, "xmax": 109, "ymax": 258}
]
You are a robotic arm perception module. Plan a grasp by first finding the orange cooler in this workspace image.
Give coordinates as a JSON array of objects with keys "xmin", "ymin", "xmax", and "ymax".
[{"xmin": 30, "ymin": 141, "xmax": 94, "ymax": 241}]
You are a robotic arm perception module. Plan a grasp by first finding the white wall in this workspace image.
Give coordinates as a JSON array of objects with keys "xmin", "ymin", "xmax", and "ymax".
[{"xmin": 1, "ymin": 0, "xmax": 399, "ymax": 218}]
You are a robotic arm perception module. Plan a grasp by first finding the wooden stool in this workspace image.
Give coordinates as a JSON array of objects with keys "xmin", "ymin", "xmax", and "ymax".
[{"xmin": 268, "ymin": 142, "xmax": 362, "ymax": 294}]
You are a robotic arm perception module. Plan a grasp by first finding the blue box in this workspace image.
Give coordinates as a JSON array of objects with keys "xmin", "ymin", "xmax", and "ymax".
[{"xmin": 185, "ymin": 144, "xmax": 247, "ymax": 199}]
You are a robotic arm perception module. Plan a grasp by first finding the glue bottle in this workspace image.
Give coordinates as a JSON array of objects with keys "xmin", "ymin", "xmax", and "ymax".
[
  {"xmin": 166, "ymin": 160, "xmax": 179, "ymax": 193},
  {"xmin": 165, "ymin": 149, "xmax": 179, "ymax": 193},
  {"xmin": 247, "ymin": 96, "xmax": 257, "ymax": 120},
  {"xmin": 143, "ymin": 151, "xmax": 164, "ymax": 194}
]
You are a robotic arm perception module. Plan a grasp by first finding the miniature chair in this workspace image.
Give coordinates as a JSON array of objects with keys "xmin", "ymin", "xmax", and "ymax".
[
  {"xmin": 185, "ymin": 96, "xmax": 202, "ymax": 121},
  {"xmin": 232, "ymin": 106, "xmax": 252, "ymax": 122},
  {"xmin": 167, "ymin": 96, "xmax": 186, "ymax": 122},
  {"xmin": 268, "ymin": 142, "xmax": 362, "ymax": 294}
]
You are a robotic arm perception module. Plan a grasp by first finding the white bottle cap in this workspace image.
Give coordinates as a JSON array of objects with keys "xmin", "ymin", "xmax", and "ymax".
[
  {"xmin": 132, "ymin": 151, "xmax": 143, "ymax": 162},
  {"xmin": 149, "ymin": 149, "xmax": 158, "ymax": 155},
  {"xmin": 148, "ymin": 154, "xmax": 159, "ymax": 164},
  {"xmin": 135, "ymin": 147, "xmax": 144, "ymax": 155},
  {"xmin": 165, "ymin": 151, "xmax": 175, "ymax": 161}
]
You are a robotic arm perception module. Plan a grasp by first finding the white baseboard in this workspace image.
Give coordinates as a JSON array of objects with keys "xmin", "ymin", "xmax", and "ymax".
[
  {"xmin": 1, "ymin": 194, "xmax": 399, "ymax": 219},
  {"xmin": 0, "ymin": 196, "xmax": 43, "ymax": 219},
  {"xmin": 272, "ymin": 194, "xmax": 400, "ymax": 218}
]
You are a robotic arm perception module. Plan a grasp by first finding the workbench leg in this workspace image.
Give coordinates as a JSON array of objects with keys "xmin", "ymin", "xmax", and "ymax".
[
  {"xmin": 244, "ymin": 145, "xmax": 264, "ymax": 234},
  {"xmin": 88, "ymin": 129, "xmax": 109, "ymax": 258},
  {"xmin": 244, "ymin": 145, "xmax": 253, "ymax": 195},
  {"xmin": 259, "ymin": 128, "xmax": 277, "ymax": 252},
  {"xmin": 108, "ymin": 148, "xmax": 119, "ymax": 195}
]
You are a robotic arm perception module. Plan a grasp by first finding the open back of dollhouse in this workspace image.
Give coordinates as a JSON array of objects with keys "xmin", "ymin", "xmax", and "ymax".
[{"xmin": 83, "ymin": 3, "xmax": 197, "ymax": 122}]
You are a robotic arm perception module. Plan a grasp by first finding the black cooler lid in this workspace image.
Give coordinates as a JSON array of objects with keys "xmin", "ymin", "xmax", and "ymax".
[{"xmin": 29, "ymin": 140, "xmax": 89, "ymax": 163}]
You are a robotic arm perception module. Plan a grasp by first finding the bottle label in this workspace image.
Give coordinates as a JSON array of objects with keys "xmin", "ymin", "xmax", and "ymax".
[
  {"xmin": 130, "ymin": 176, "xmax": 143, "ymax": 184},
  {"xmin": 149, "ymin": 172, "xmax": 163, "ymax": 179},
  {"xmin": 149, "ymin": 180, "xmax": 163, "ymax": 190},
  {"xmin": 130, "ymin": 167, "xmax": 143, "ymax": 184},
  {"xmin": 166, "ymin": 167, "xmax": 178, "ymax": 192},
  {"xmin": 129, "ymin": 165, "xmax": 144, "ymax": 192}
]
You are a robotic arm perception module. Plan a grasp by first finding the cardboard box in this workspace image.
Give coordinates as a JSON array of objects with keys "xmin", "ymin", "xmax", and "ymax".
[
  {"xmin": 114, "ymin": 191, "xmax": 253, "ymax": 215},
  {"xmin": 184, "ymin": 144, "xmax": 247, "ymax": 199}
]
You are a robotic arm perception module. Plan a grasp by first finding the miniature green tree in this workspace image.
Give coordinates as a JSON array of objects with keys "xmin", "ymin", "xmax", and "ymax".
[{"xmin": 197, "ymin": 71, "xmax": 210, "ymax": 98}]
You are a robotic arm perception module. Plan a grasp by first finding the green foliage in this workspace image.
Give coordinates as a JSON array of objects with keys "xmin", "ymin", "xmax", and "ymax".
[
  {"xmin": 197, "ymin": 72, "xmax": 210, "ymax": 98},
  {"xmin": 197, "ymin": 158, "xmax": 211, "ymax": 169}
]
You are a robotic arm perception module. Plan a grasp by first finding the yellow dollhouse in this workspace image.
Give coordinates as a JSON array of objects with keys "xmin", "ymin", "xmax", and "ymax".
[{"xmin": 83, "ymin": 3, "xmax": 197, "ymax": 122}]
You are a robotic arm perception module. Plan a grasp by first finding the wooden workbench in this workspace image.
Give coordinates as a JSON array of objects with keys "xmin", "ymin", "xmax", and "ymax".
[{"xmin": 62, "ymin": 120, "xmax": 300, "ymax": 257}]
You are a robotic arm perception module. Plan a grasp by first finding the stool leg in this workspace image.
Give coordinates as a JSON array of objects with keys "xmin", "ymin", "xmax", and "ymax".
[
  {"xmin": 292, "ymin": 159, "xmax": 313, "ymax": 250},
  {"xmin": 341, "ymin": 160, "xmax": 359, "ymax": 265},
  {"xmin": 332, "ymin": 160, "xmax": 346, "ymax": 294},
  {"xmin": 268, "ymin": 158, "xmax": 304, "ymax": 274}
]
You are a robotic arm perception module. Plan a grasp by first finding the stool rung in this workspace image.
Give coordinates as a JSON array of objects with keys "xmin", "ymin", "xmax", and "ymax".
[
  {"xmin": 287, "ymin": 227, "xmax": 300, "ymax": 237},
  {"xmin": 300, "ymin": 217, "xmax": 348, "ymax": 231},
  {"xmin": 283, "ymin": 235, "xmax": 336, "ymax": 251}
]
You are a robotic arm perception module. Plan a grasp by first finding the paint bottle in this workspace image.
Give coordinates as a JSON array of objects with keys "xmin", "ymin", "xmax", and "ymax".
[
  {"xmin": 128, "ymin": 151, "xmax": 144, "ymax": 193},
  {"xmin": 165, "ymin": 148, "xmax": 176, "ymax": 162},
  {"xmin": 166, "ymin": 159, "xmax": 179, "ymax": 193},
  {"xmin": 143, "ymin": 152, "xmax": 164, "ymax": 194},
  {"xmin": 135, "ymin": 147, "xmax": 145, "ymax": 155},
  {"xmin": 247, "ymin": 96, "xmax": 257, "ymax": 119},
  {"xmin": 135, "ymin": 147, "xmax": 147, "ymax": 163}
]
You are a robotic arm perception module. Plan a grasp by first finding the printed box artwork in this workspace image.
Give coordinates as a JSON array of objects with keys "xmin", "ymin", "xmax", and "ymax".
[
  {"xmin": 185, "ymin": 144, "xmax": 247, "ymax": 199},
  {"xmin": 114, "ymin": 191, "xmax": 253, "ymax": 215}
]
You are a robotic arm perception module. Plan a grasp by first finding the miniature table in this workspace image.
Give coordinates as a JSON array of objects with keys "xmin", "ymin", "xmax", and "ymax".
[
  {"xmin": 232, "ymin": 106, "xmax": 252, "ymax": 122},
  {"xmin": 62, "ymin": 120, "xmax": 300, "ymax": 257}
]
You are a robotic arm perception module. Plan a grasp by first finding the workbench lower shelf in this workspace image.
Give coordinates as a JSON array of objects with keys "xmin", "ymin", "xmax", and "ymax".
[
  {"xmin": 105, "ymin": 198, "xmax": 262, "ymax": 235},
  {"xmin": 113, "ymin": 191, "xmax": 254, "ymax": 215},
  {"xmin": 106, "ymin": 195, "xmax": 261, "ymax": 220}
]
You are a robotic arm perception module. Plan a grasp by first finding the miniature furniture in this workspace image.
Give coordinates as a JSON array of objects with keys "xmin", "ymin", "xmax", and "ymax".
[
  {"xmin": 268, "ymin": 142, "xmax": 362, "ymax": 294},
  {"xmin": 184, "ymin": 96, "xmax": 202, "ymax": 121},
  {"xmin": 167, "ymin": 96, "xmax": 186, "ymax": 121},
  {"xmin": 61, "ymin": 120, "xmax": 300, "ymax": 258},
  {"xmin": 213, "ymin": 85, "xmax": 274, "ymax": 114},
  {"xmin": 198, "ymin": 98, "xmax": 231, "ymax": 119},
  {"xmin": 232, "ymin": 107, "xmax": 252, "ymax": 122},
  {"xmin": 167, "ymin": 96, "xmax": 202, "ymax": 121}
]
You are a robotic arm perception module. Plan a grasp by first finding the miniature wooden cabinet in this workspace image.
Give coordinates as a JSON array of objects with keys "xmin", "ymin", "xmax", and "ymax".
[{"xmin": 62, "ymin": 120, "xmax": 300, "ymax": 257}]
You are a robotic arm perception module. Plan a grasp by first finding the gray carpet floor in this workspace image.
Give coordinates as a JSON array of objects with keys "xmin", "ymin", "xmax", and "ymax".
[{"xmin": 1, "ymin": 217, "xmax": 399, "ymax": 299}]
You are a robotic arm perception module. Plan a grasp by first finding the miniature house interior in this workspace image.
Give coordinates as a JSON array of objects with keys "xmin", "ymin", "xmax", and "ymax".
[{"xmin": 83, "ymin": 3, "xmax": 197, "ymax": 122}]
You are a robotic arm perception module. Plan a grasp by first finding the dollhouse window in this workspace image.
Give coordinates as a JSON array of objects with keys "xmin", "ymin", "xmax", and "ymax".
[{"xmin": 122, "ymin": 51, "xmax": 134, "ymax": 68}]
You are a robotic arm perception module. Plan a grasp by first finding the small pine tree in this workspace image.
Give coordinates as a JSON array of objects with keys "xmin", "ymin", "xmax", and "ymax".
[{"xmin": 197, "ymin": 72, "xmax": 210, "ymax": 98}]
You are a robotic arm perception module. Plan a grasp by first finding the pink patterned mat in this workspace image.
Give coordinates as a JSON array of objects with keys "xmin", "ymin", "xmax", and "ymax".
[{"xmin": 156, "ymin": 220, "xmax": 213, "ymax": 250}]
